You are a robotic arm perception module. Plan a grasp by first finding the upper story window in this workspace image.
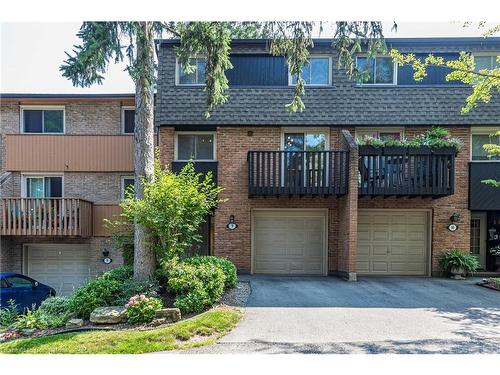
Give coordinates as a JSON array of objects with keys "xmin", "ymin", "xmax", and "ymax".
[
  {"xmin": 23, "ymin": 175, "xmax": 63, "ymax": 198},
  {"xmin": 283, "ymin": 130, "xmax": 328, "ymax": 151},
  {"xmin": 175, "ymin": 132, "xmax": 216, "ymax": 161},
  {"xmin": 474, "ymin": 54, "xmax": 500, "ymax": 71},
  {"xmin": 471, "ymin": 130, "xmax": 500, "ymax": 161},
  {"xmin": 356, "ymin": 128, "xmax": 403, "ymax": 141},
  {"xmin": 290, "ymin": 57, "xmax": 331, "ymax": 86},
  {"xmin": 122, "ymin": 107, "xmax": 135, "ymax": 134},
  {"xmin": 356, "ymin": 56, "xmax": 396, "ymax": 85},
  {"xmin": 177, "ymin": 58, "xmax": 207, "ymax": 85},
  {"xmin": 121, "ymin": 176, "xmax": 135, "ymax": 199},
  {"xmin": 21, "ymin": 106, "xmax": 64, "ymax": 133}
]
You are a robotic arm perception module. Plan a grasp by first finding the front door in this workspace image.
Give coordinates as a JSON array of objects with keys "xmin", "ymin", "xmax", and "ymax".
[{"xmin": 470, "ymin": 212, "xmax": 487, "ymax": 270}]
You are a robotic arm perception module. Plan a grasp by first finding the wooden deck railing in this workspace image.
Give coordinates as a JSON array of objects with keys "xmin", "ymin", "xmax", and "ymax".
[
  {"xmin": 0, "ymin": 198, "xmax": 93, "ymax": 237},
  {"xmin": 247, "ymin": 150, "xmax": 349, "ymax": 197},
  {"xmin": 358, "ymin": 147, "xmax": 456, "ymax": 197}
]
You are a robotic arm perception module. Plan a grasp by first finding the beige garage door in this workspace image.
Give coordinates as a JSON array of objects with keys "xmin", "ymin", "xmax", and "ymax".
[
  {"xmin": 253, "ymin": 210, "xmax": 327, "ymax": 275},
  {"xmin": 357, "ymin": 210, "xmax": 429, "ymax": 276},
  {"xmin": 25, "ymin": 244, "xmax": 90, "ymax": 296}
]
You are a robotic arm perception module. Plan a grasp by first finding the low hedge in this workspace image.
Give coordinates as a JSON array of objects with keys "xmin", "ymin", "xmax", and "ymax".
[{"xmin": 183, "ymin": 256, "xmax": 237, "ymax": 290}]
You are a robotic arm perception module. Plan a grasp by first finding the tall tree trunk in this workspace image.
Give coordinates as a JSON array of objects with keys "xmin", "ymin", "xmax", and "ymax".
[{"xmin": 133, "ymin": 22, "xmax": 156, "ymax": 280}]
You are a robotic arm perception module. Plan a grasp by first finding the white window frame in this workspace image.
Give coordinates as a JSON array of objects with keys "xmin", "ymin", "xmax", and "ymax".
[
  {"xmin": 355, "ymin": 55, "xmax": 398, "ymax": 86},
  {"xmin": 355, "ymin": 127, "xmax": 405, "ymax": 140},
  {"xmin": 121, "ymin": 106, "xmax": 135, "ymax": 134},
  {"xmin": 175, "ymin": 57, "xmax": 207, "ymax": 86},
  {"xmin": 470, "ymin": 126, "xmax": 500, "ymax": 162},
  {"xmin": 20, "ymin": 173, "xmax": 64, "ymax": 198},
  {"xmin": 121, "ymin": 176, "xmax": 135, "ymax": 199},
  {"xmin": 280, "ymin": 127, "xmax": 331, "ymax": 151},
  {"xmin": 288, "ymin": 56, "xmax": 332, "ymax": 87},
  {"xmin": 174, "ymin": 131, "xmax": 217, "ymax": 162},
  {"xmin": 472, "ymin": 52, "xmax": 500, "ymax": 70},
  {"xmin": 20, "ymin": 106, "xmax": 66, "ymax": 134}
]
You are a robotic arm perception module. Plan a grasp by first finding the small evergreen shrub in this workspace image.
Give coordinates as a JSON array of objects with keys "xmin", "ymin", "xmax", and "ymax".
[
  {"xmin": 184, "ymin": 256, "xmax": 237, "ymax": 290},
  {"xmin": 69, "ymin": 277, "xmax": 123, "ymax": 319},
  {"xmin": 125, "ymin": 294, "xmax": 163, "ymax": 325},
  {"xmin": 167, "ymin": 261, "xmax": 225, "ymax": 313},
  {"xmin": 38, "ymin": 297, "xmax": 71, "ymax": 315}
]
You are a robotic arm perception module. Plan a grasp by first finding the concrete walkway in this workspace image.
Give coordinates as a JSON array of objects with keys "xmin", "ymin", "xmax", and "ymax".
[{"xmin": 179, "ymin": 276, "xmax": 500, "ymax": 354}]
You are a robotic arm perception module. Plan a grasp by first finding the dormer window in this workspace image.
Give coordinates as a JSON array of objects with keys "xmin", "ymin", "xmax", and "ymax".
[
  {"xmin": 473, "ymin": 54, "xmax": 500, "ymax": 71},
  {"xmin": 177, "ymin": 58, "xmax": 207, "ymax": 85},
  {"xmin": 355, "ymin": 56, "xmax": 396, "ymax": 85},
  {"xmin": 290, "ymin": 57, "xmax": 331, "ymax": 86}
]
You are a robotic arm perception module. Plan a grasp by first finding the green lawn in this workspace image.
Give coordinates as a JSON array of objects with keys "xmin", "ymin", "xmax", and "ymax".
[{"xmin": 0, "ymin": 306, "xmax": 242, "ymax": 354}]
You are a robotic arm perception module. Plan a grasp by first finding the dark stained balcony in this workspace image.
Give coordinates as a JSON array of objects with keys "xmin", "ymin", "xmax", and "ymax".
[
  {"xmin": 247, "ymin": 150, "xmax": 349, "ymax": 197},
  {"xmin": 358, "ymin": 146, "xmax": 456, "ymax": 197}
]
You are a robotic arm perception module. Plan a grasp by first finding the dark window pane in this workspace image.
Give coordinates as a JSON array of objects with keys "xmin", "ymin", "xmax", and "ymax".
[
  {"xmin": 310, "ymin": 58, "xmax": 329, "ymax": 84},
  {"xmin": 179, "ymin": 58, "xmax": 206, "ymax": 84},
  {"xmin": 196, "ymin": 135, "xmax": 214, "ymax": 160},
  {"xmin": 45, "ymin": 177, "xmax": 62, "ymax": 198},
  {"xmin": 177, "ymin": 135, "xmax": 196, "ymax": 160},
  {"xmin": 284, "ymin": 133, "xmax": 304, "ymax": 151},
  {"xmin": 123, "ymin": 109, "xmax": 135, "ymax": 133},
  {"xmin": 122, "ymin": 178, "xmax": 135, "ymax": 198},
  {"xmin": 27, "ymin": 177, "xmax": 44, "ymax": 197},
  {"xmin": 43, "ymin": 110, "xmax": 64, "ymax": 133},
  {"xmin": 23, "ymin": 110, "xmax": 43, "ymax": 133},
  {"xmin": 356, "ymin": 57, "xmax": 375, "ymax": 83},
  {"xmin": 227, "ymin": 55, "xmax": 288, "ymax": 86},
  {"xmin": 472, "ymin": 134, "xmax": 500, "ymax": 160},
  {"xmin": 196, "ymin": 60, "xmax": 206, "ymax": 83},
  {"xmin": 6, "ymin": 277, "xmax": 33, "ymax": 288},
  {"xmin": 375, "ymin": 57, "xmax": 394, "ymax": 84}
]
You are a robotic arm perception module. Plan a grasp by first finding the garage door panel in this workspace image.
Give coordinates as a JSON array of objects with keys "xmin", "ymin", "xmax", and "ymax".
[
  {"xmin": 26, "ymin": 244, "xmax": 90, "ymax": 296},
  {"xmin": 253, "ymin": 210, "xmax": 326, "ymax": 275},
  {"xmin": 357, "ymin": 211, "xmax": 428, "ymax": 276}
]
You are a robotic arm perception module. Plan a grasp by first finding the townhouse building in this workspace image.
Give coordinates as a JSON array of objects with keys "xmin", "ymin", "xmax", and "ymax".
[{"xmin": 1, "ymin": 37, "xmax": 499, "ymax": 294}]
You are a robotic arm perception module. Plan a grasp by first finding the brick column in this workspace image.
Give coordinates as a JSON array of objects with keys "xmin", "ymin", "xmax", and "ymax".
[{"xmin": 337, "ymin": 130, "xmax": 358, "ymax": 281}]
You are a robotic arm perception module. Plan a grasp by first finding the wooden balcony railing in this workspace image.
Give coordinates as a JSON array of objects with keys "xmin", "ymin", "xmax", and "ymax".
[
  {"xmin": 247, "ymin": 151, "xmax": 349, "ymax": 197},
  {"xmin": 0, "ymin": 198, "xmax": 93, "ymax": 237},
  {"xmin": 358, "ymin": 146, "xmax": 456, "ymax": 197}
]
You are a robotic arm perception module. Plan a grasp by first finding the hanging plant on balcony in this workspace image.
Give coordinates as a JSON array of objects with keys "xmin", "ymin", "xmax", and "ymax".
[
  {"xmin": 381, "ymin": 137, "xmax": 407, "ymax": 155},
  {"xmin": 420, "ymin": 127, "xmax": 464, "ymax": 153},
  {"xmin": 356, "ymin": 135, "xmax": 384, "ymax": 155}
]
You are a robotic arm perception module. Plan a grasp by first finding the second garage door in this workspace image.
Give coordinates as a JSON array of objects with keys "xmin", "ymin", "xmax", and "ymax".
[
  {"xmin": 25, "ymin": 244, "xmax": 90, "ymax": 296},
  {"xmin": 252, "ymin": 210, "xmax": 327, "ymax": 275},
  {"xmin": 357, "ymin": 210, "xmax": 429, "ymax": 276}
]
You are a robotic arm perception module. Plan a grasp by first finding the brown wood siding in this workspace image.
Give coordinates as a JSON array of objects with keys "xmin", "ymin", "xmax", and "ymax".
[
  {"xmin": 6, "ymin": 135, "xmax": 133, "ymax": 172},
  {"xmin": 92, "ymin": 204, "xmax": 123, "ymax": 237}
]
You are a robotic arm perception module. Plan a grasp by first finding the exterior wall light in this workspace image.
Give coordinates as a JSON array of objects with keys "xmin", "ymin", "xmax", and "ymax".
[
  {"xmin": 227, "ymin": 215, "xmax": 238, "ymax": 230},
  {"xmin": 450, "ymin": 212, "xmax": 460, "ymax": 222}
]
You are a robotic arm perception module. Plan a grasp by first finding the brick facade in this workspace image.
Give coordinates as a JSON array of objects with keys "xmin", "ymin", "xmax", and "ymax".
[
  {"xmin": 159, "ymin": 125, "xmax": 472, "ymax": 277},
  {"xmin": 1, "ymin": 99, "xmax": 131, "ymax": 277}
]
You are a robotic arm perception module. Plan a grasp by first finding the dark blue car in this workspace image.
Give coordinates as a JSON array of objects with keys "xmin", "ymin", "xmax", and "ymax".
[{"xmin": 0, "ymin": 273, "xmax": 56, "ymax": 312}]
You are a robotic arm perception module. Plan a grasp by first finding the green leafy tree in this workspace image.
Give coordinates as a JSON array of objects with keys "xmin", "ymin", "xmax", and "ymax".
[
  {"xmin": 117, "ymin": 159, "xmax": 222, "ymax": 263},
  {"xmin": 61, "ymin": 21, "xmax": 389, "ymax": 279}
]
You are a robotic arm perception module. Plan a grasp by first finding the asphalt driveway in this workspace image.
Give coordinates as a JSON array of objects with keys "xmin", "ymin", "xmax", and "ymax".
[{"xmin": 185, "ymin": 275, "xmax": 500, "ymax": 354}]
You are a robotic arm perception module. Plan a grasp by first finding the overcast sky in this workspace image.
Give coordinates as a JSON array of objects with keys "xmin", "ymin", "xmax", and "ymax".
[{"xmin": 1, "ymin": 22, "xmax": 498, "ymax": 94}]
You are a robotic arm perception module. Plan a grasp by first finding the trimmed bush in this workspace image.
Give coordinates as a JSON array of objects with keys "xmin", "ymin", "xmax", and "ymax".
[
  {"xmin": 102, "ymin": 265, "xmax": 133, "ymax": 282},
  {"xmin": 39, "ymin": 297, "xmax": 71, "ymax": 316},
  {"xmin": 184, "ymin": 256, "xmax": 237, "ymax": 290},
  {"xmin": 167, "ymin": 261, "xmax": 225, "ymax": 313},
  {"xmin": 125, "ymin": 295, "xmax": 163, "ymax": 325}
]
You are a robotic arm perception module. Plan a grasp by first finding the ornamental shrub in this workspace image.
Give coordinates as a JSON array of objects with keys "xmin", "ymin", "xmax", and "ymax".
[
  {"xmin": 69, "ymin": 276, "xmax": 123, "ymax": 319},
  {"xmin": 39, "ymin": 296, "xmax": 71, "ymax": 315},
  {"xmin": 0, "ymin": 300, "xmax": 19, "ymax": 328},
  {"xmin": 167, "ymin": 260, "xmax": 225, "ymax": 313},
  {"xmin": 183, "ymin": 256, "xmax": 237, "ymax": 290},
  {"xmin": 13, "ymin": 308, "xmax": 47, "ymax": 330},
  {"xmin": 438, "ymin": 249, "xmax": 480, "ymax": 276},
  {"xmin": 125, "ymin": 294, "xmax": 163, "ymax": 325}
]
